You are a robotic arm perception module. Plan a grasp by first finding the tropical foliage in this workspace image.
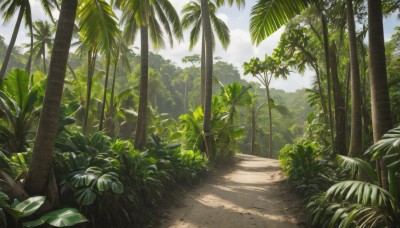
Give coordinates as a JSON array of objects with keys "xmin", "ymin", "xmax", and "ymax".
[{"xmin": 0, "ymin": 0, "xmax": 399, "ymax": 227}]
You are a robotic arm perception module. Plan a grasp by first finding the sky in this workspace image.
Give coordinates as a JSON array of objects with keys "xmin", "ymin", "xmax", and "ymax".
[{"xmin": 0, "ymin": 1, "xmax": 399, "ymax": 92}]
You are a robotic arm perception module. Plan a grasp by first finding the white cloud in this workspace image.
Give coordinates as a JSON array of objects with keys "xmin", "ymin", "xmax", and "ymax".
[{"xmin": 217, "ymin": 13, "xmax": 229, "ymax": 23}]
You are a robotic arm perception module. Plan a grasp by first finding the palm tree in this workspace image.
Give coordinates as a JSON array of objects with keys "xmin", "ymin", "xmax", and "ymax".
[
  {"xmin": 24, "ymin": 0, "xmax": 119, "ymax": 200},
  {"xmin": 244, "ymin": 55, "xmax": 290, "ymax": 158},
  {"xmin": 26, "ymin": 20, "xmax": 54, "ymax": 73},
  {"xmin": 0, "ymin": 0, "xmax": 55, "ymax": 80},
  {"xmin": 115, "ymin": 0, "xmax": 183, "ymax": 150},
  {"xmin": 24, "ymin": 0, "xmax": 78, "ymax": 198},
  {"xmin": 181, "ymin": 0, "xmax": 230, "ymax": 106},
  {"xmin": 368, "ymin": 0, "xmax": 392, "ymax": 189},
  {"xmin": 200, "ymin": 0, "xmax": 244, "ymax": 155},
  {"xmin": 347, "ymin": 0, "xmax": 362, "ymax": 157},
  {"xmin": 77, "ymin": 0, "xmax": 119, "ymax": 134}
]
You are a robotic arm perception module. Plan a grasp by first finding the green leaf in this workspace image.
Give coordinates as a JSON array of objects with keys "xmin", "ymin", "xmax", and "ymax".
[
  {"xmin": 3, "ymin": 69, "xmax": 30, "ymax": 109},
  {"xmin": 250, "ymin": 0, "xmax": 310, "ymax": 45},
  {"xmin": 23, "ymin": 208, "xmax": 88, "ymax": 228},
  {"xmin": 0, "ymin": 191, "xmax": 9, "ymax": 201},
  {"xmin": 74, "ymin": 188, "xmax": 96, "ymax": 206},
  {"xmin": 14, "ymin": 196, "xmax": 45, "ymax": 217}
]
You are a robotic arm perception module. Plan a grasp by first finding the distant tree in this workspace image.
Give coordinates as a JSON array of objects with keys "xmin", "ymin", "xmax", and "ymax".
[
  {"xmin": 0, "ymin": 0, "xmax": 55, "ymax": 80},
  {"xmin": 25, "ymin": 20, "xmax": 54, "ymax": 73},
  {"xmin": 182, "ymin": 54, "xmax": 201, "ymax": 67},
  {"xmin": 244, "ymin": 55, "xmax": 290, "ymax": 158}
]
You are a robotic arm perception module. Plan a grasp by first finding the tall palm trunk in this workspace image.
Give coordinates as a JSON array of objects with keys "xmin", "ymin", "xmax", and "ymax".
[
  {"xmin": 347, "ymin": 0, "xmax": 362, "ymax": 157},
  {"xmin": 83, "ymin": 49, "xmax": 97, "ymax": 134},
  {"xmin": 201, "ymin": 35, "xmax": 206, "ymax": 108},
  {"xmin": 368, "ymin": 0, "xmax": 392, "ymax": 189},
  {"xmin": 359, "ymin": 42, "xmax": 372, "ymax": 146},
  {"xmin": 24, "ymin": 0, "xmax": 78, "ymax": 195},
  {"xmin": 201, "ymin": 0, "xmax": 214, "ymax": 156},
  {"xmin": 330, "ymin": 44, "xmax": 346, "ymax": 155},
  {"xmin": 320, "ymin": 12, "xmax": 336, "ymax": 154},
  {"xmin": 0, "ymin": 5, "xmax": 25, "ymax": 81},
  {"xmin": 134, "ymin": 26, "xmax": 149, "ymax": 150},
  {"xmin": 110, "ymin": 51, "xmax": 119, "ymax": 116},
  {"xmin": 99, "ymin": 55, "xmax": 111, "ymax": 131},
  {"xmin": 265, "ymin": 85, "xmax": 273, "ymax": 158}
]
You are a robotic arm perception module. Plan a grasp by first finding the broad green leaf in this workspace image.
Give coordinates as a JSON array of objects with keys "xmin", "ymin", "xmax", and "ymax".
[
  {"xmin": 0, "ymin": 191, "xmax": 9, "ymax": 201},
  {"xmin": 3, "ymin": 69, "xmax": 29, "ymax": 109},
  {"xmin": 74, "ymin": 188, "xmax": 96, "ymax": 205},
  {"xmin": 14, "ymin": 196, "xmax": 45, "ymax": 217},
  {"xmin": 23, "ymin": 208, "xmax": 88, "ymax": 228}
]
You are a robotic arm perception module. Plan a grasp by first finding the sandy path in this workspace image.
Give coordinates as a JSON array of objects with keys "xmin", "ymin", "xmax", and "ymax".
[{"xmin": 159, "ymin": 154, "xmax": 305, "ymax": 228}]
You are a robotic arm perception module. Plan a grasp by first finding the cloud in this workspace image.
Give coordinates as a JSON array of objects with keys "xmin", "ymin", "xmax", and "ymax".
[{"xmin": 217, "ymin": 13, "xmax": 229, "ymax": 23}]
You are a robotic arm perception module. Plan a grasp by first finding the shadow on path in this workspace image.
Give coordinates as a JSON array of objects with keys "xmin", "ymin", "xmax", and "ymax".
[{"xmin": 159, "ymin": 155, "xmax": 306, "ymax": 228}]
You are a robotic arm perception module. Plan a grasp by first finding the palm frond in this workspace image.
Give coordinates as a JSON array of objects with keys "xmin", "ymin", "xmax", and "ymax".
[
  {"xmin": 326, "ymin": 181, "xmax": 396, "ymax": 208},
  {"xmin": 338, "ymin": 155, "xmax": 378, "ymax": 182},
  {"xmin": 250, "ymin": 0, "xmax": 310, "ymax": 45}
]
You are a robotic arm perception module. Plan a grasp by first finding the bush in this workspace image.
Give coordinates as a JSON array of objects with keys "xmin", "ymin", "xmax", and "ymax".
[{"xmin": 54, "ymin": 132, "xmax": 209, "ymax": 227}]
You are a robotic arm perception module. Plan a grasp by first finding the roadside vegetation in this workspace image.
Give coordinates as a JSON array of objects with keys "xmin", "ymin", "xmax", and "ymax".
[{"xmin": 0, "ymin": 0, "xmax": 399, "ymax": 227}]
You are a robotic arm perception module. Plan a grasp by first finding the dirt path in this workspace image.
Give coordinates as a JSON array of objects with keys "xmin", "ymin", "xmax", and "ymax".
[{"xmin": 159, "ymin": 154, "xmax": 305, "ymax": 228}]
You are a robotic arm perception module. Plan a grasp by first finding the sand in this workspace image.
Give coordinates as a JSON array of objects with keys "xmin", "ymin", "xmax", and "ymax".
[{"xmin": 159, "ymin": 154, "xmax": 306, "ymax": 228}]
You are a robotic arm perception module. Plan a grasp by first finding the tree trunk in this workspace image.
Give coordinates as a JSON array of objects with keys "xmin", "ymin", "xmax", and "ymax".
[
  {"xmin": 99, "ymin": 55, "xmax": 111, "ymax": 131},
  {"xmin": 24, "ymin": 0, "xmax": 78, "ymax": 195},
  {"xmin": 110, "ymin": 51, "xmax": 119, "ymax": 117},
  {"xmin": 330, "ymin": 44, "xmax": 346, "ymax": 155},
  {"xmin": 251, "ymin": 105, "xmax": 256, "ymax": 156},
  {"xmin": 134, "ymin": 26, "xmax": 149, "ymax": 150},
  {"xmin": 266, "ymin": 86, "xmax": 273, "ymax": 158},
  {"xmin": 320, "ymin": 12, "xmax": 336, "ymax": 154},
  {"xmin": 83, "ymin": 49, "xmax": 97, "ymax": 135},
  {"xmin": 314, "ymin": 64, "xmax": 328, "ymax": 124},
  {"xmin": 43, "ymin": 43, "xmax": 47, "ymax": 74},
  {"xmin": 360, "ymin": 42, "xmax": 372, "ymax": 147},
  {"xmin": 0, "ymin": 5, "xmax": 25, "ymax": 81},
  {"xmin": 347, "ymin": 0, "xmax": 362, "ymax": 157},
  {"xmin": 368, "ymin": 0, "xmax": 392, "ymax": 189},
  {"xmin": 201, "ymin": 0, "xmax": 214, "ymax": 156},
  {"xmin": 201, "ymin": 35, "xmax": 206, "ymax": 109}
]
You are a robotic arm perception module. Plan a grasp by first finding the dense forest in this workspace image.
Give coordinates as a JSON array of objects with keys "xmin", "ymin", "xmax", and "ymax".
[{"xmin": 0, "ymin": 0, "xmax": 399, "ymax": 227}]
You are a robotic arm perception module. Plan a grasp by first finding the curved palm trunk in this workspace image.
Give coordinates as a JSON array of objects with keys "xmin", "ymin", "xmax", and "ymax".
[
  {"xmin": 0, "ymin": 5, "xmax": 25, "ymax": 81},
  {"xmin": 347, "ymin": 0, "xmax": 362, "ymax": 157},
  {"xmin": 201, "ymin": 0, "xmax": 214, "ymax": 156},
  {"xmin": 330, "ymin": 45, "xmax": 346, "ymax": 155},
  {"xmin": 24, "ymin": 0, "xmax": 78, "ymax": 195},
  {"xmin": 99, "ymin": 55, "xmax": 111, "ymax": 131},
  {"xmin": 368, "ymin": 0, "xmax": 392, "ymax": 189},
  {"xmin": 134, "ymin": 26, "xmax": 149, "ymax": 150},
  {"xmin": 266, "ymin": 86, "xmax": 273, "ymax": 158}
]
